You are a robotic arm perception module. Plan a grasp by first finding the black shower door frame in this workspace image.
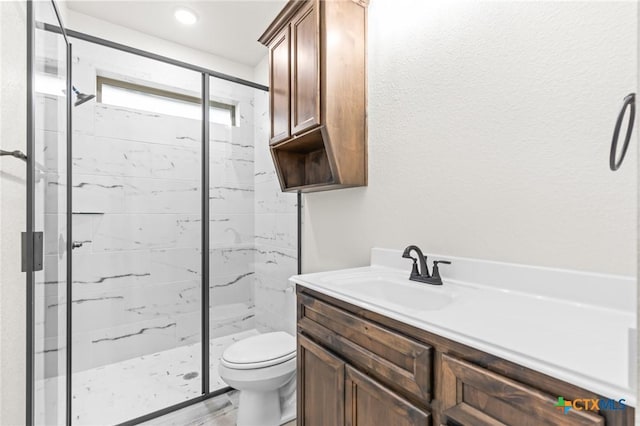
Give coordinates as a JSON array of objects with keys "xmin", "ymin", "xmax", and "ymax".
[
  {"xmin": 26, "ymin": 1, "xmax": 72, "ymax": 425},
  {"xmin": 26, "ymin": 1, "xmax": 301, "ymax": 425}
]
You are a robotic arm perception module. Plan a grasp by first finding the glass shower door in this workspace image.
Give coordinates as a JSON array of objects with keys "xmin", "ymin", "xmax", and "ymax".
[
  {"xmin": 29, "ymin": 1, "xmax": 71, "ymax": 425},
  {"xmin": 69, "ymin": 39, "xmax": 203, "ymax": 425}
]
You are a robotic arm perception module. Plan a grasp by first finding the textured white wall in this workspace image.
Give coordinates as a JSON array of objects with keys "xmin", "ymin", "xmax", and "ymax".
[
  {"xmin": 303, "ymin": 0, "xmax": 638, "ymax": 276},
  {"xmin": 0, "ymin": 1, "xmax": 27, "ymax": 424}
]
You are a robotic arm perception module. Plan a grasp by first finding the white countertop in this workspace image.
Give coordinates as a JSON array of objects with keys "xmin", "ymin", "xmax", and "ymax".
[{"xmin": 290, "ymin": 248, "xmax": 637, "ymax": 406}]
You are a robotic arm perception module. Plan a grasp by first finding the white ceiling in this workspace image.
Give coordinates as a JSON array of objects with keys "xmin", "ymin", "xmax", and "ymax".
[{"xmin": 66, "ymin": 1, "xmax": 287, "ymax": 66}]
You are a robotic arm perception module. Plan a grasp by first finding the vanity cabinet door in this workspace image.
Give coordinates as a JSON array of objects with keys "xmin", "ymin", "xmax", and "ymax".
[
  {"xmin": 298, "ymin": 293, "xmax": 433, "ymax": 403},
  {"xmin": 298, "ymin": 335, "xmax": 345, "ymax": 426},
  {"xmin": 290, "ymin": 0, "xmax": 320, "ymax": 136},
  {"xmin": 439, "ymin": 354, "xmax": 604, "ymax": 426},
  {"xmin": 269, "ymin": 27, "xmax": 291, "ymax": 144},
  {"xmin": 345, "ymin": 366, "xmax": 431, "ymax": 426}
]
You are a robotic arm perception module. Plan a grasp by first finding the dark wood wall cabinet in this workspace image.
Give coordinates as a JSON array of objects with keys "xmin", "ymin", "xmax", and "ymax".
[
  {"xmin": 296, "ymin": 286, "xmax": 634, "ymax": 426},
  {"xmin": 258, "ymin": 0, "xmax": 368, "ymax": 193}
]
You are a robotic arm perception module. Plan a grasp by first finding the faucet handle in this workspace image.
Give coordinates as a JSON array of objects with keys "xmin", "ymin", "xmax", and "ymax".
[{"xmin": 431, "ymin": 260, "xmax": 451, "ymax": 279}]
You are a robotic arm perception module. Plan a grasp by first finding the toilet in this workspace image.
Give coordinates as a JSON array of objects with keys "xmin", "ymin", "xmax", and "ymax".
[{"xmin": 218, "ymin": 331, "xmax": 296, "ymax": 426}]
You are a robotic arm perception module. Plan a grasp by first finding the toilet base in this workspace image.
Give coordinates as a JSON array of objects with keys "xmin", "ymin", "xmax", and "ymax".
[
  {"xmin": 280, "ymin": 410, "xmax": 296, "ymax": 425},
  {"xmin": 279, "ymin": 375, "xmax": 297, "ymax": 424},
  {"xmin": 237, "ymin": 390, "xmax": 280, "ymax": 426}
]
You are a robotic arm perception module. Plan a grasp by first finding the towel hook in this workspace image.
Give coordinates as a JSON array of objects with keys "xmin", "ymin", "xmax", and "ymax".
[{"xmin": 610, "ymin": 93, "xmax": 635, "ymax": 171}]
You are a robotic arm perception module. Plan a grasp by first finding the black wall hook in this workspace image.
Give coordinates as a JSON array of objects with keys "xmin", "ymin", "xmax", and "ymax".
[{"xmin": 610, "ymin": 93, "xmax": 635, "ymax": 171}]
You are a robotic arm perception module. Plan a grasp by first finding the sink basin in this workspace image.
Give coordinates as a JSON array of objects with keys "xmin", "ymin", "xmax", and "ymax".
[{"xmin": 332, "ymin": 275, "xmax": 455, "ymax": 312}]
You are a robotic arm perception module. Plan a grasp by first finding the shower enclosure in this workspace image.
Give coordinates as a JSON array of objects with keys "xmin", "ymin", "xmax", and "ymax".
[{"xmin": 27, "ymin": 2, "xmax": 299, "ymax": 425}]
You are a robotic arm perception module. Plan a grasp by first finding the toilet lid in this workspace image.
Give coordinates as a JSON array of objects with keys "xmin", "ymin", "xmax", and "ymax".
[{"xmin": 221, "ymin": 332, "xmax": 296, "ymax": 369}]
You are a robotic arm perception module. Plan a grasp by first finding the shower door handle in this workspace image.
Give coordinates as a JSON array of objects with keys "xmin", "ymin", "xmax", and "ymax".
[
  {"xmin": 610, "ymin": 93, "xmax": 636, "ymax": 171},
  {"xmin": 21, "ymin": 231, "xmax": 43, "ymax": 272}
]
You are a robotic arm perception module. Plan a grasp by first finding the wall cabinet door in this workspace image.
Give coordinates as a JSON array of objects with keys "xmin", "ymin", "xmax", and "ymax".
[
  {"xmin": 345, "ymin": 366, "xmax": 431, "ymax": 426},
  {"xmin": 440, "ymin": 354, "xmax": 604, "ymax": 426},
  {"xmin": 298, "ymin": 335, "xmax": 345, "ymax": 426},
  {"xmin": 269, "ymin": 27, "xmax": 291, "ymax": 144},
  {"xmin": 290, "ymin": 0, "xmax": 320, "ymax": 135}
]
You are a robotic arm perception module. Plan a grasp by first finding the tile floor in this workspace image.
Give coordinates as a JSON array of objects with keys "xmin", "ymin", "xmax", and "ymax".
[
  {"xmin": 36, "ymin": 330, "xmax": 260, "ymax": 425},
  {"xmin": 142, "ymin": 390, "xmax": 296, "ymax": 426}
]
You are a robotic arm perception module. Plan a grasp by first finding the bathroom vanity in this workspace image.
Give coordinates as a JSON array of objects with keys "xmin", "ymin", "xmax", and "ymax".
[{"xmin": 291, "ymin": 249, "xmax": 636, "ymax": 425}]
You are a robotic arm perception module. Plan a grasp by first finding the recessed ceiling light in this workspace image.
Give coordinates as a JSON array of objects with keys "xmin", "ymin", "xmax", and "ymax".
[{"xmin": 175, "ymin": 7, "xmax": 198, "ymax": 25}]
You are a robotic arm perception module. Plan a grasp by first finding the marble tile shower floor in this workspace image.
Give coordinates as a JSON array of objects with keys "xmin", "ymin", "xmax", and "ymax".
[{"xmin": 36, "ymin": 329, "xmax": 259, "ymax": 426}]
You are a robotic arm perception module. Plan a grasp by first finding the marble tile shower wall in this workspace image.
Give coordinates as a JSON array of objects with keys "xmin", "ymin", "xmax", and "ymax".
[
  {"xmin": 208, "ymin": 86, "xmax": 257, "ymax": 342},
  {"xmin": 73, "ymin": 103, "xmax": 201, "ymax": 372},
  {"xmin": 39, "ymin": 93, "xmax": 257, "ymax": 374},
  {"xmin": 253, "ymin": 90, "xmax": 298, "ymax": 337}
]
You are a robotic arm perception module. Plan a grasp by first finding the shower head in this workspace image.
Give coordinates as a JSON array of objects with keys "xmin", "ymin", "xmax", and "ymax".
[
  {"xmin": 74, "ymin": 92, "xmax": 95, "ymax": 107},
  {"xmin": 72, "ymin": 86, "xmax": 95, "ymax": 107}
]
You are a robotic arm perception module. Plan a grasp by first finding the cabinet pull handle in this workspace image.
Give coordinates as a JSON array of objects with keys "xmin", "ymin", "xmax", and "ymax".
[{"xmin": 610, "ymin": 93, "xmax": 635, "ymax": 171}]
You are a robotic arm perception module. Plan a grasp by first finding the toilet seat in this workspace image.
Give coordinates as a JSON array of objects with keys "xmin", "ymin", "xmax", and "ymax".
[{"xmin": 221, "ymin": 331, "xmax": 296, "ymax": 370}]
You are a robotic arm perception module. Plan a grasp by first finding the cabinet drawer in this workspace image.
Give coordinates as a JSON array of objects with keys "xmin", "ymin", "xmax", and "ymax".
[
  {"xmin": 440, "ymin": 354, "xmax": 605, "ymax": 426},
  {"xmin": 298, "ymin": 293, "xmax": 433, "ymax": 403}
]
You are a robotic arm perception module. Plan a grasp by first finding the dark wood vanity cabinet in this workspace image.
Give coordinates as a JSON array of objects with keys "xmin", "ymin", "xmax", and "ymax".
[
  {"xmin": 296, "ymin": 286, "xmax": 634, "ymax": 426},
  {"xmin": 259, "ymin": 0, "xmax": 367, "ymax": 193}
]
